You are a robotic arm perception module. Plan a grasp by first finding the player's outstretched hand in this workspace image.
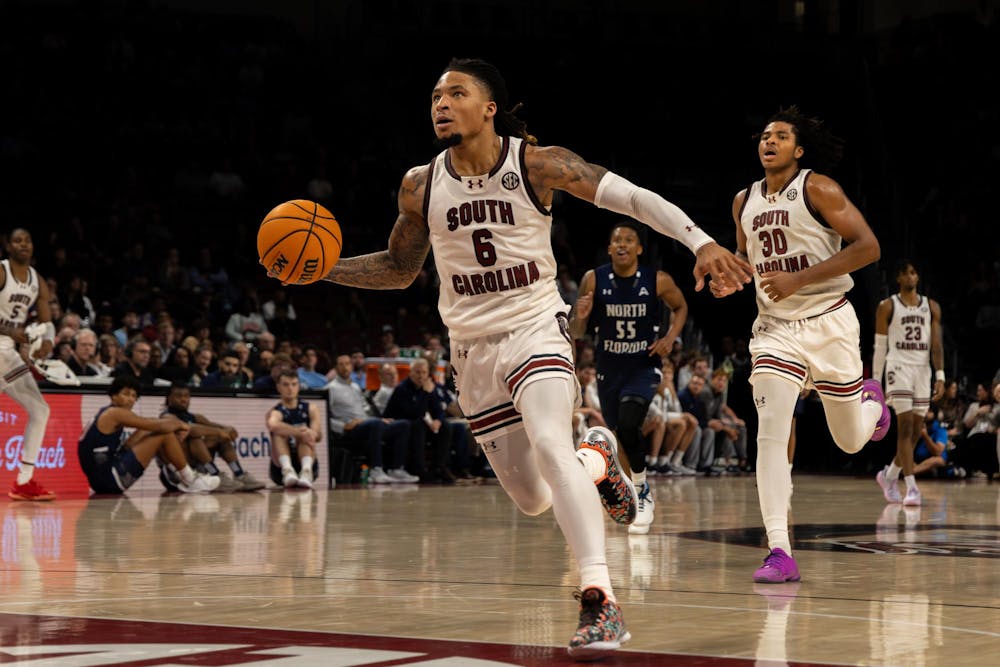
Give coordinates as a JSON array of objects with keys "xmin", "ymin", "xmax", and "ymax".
[{"xmin": 693, "ymin": 242, "xmax": 753, "ymax": 293}]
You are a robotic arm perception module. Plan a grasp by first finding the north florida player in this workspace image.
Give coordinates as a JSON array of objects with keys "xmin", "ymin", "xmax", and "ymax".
[
  {"xmin": 570, "ymin": 219, "xmax": 688, "ymax": 535},
  {"xmin": 710, "ymin": 106, "xmax": 890, "ymax": 584},
  {"xmin": 873, "ymin": 259, "xmax": 944, "ymax": 506},
  {"xmin": 266, "ymin": 369, "xmax": 322, "ymax": 489}
]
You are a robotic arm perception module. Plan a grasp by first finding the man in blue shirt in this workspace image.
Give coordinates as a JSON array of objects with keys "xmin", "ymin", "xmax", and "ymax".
[{"xmin": 297, "ymin": 344, "xmax": 330, "ymax": 390}]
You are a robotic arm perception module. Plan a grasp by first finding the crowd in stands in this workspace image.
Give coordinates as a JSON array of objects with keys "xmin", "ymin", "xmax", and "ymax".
[{"xmin": 4, "ymin": 2, "xmax": 999, "ymax": 485}]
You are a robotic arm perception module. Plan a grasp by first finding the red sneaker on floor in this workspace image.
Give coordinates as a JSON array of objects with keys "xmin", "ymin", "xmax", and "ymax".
[{"xmin": 9, "ymin": 479, "xmax": 56, "ymax": 501}]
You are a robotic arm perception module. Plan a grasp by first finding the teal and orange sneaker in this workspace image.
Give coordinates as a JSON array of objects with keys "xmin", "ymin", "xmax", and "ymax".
[
  {"xmin": 578, "ymin": 427, "xmax": 637, "ymax": 526},
  {"xmin": 567, "ymin": 587, "xmax": 630, "ymax": 660}
]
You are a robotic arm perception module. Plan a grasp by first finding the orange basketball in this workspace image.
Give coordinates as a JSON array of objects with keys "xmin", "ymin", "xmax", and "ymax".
[{"xmin": 258, "ymin": 199, "xmax": 342, "ymax": 285}]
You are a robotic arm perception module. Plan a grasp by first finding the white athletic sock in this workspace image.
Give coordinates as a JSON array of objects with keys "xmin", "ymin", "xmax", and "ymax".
[
  {"xmin": 887, "ymin": 462, "xmax": 902, "ymax": 480},
  {"xmin": 670, "ymin": 449, "xmax": 685, "ymax": 466},
  {"xmin": 657, "ymin": 455, "xmax": 670, "ymax": 467},
  {"xmin": 178, "ymin": 466, "xmax": 196, "ymax": 484},
  {"xmin": 904, "ymin": 474, "xmax": 917, "ymax": 490},
  {"xmin": 632, "ymin": 468, "xmax": 646, "ymax": 488},
  {"xmin": 300, "ymin": 456, "xmax": 314, "ymax": 476},
  {"xmin": 520, "ymin": 378, "xmax": 612, "ymax": 599},
  {"xmin": 576, "ymin": 448, "xmax": 607, "ymax": 481},
  {"xmin": 278, "ymin": 454, "xmax": 292, "ymax": 471},
  {"xmin": 753, "ymin": 375, "xmax": 799, "ymax": 555},
  {"xmin": 16, "ymin": 462, "xmax": 33, "ymax": 485}
]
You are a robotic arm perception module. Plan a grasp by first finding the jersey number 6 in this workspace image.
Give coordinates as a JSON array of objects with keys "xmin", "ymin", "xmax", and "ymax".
[{"xmin": 472, "ymin": 229, "xmax": 497, "ymax": 267}]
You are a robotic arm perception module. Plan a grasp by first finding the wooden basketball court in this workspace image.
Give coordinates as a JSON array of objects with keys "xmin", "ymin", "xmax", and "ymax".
[{"xmin": 1, "ymin": 474, "xmax": 997, "ymax": 665}]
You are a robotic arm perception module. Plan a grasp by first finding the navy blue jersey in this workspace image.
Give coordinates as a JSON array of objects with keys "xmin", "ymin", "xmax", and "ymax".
[
  {"xmin": 78, "ymin": 405, "xmax": 127, "ymax": 457},
  {"xmin": 273, "ymin": 400, "xmax": 310, "ymax": 427},
  {"xmin": 589, "ymin": 263, "xmax": 662, "ymax": 372},
  {"xmin": 163, "ymin": 406, "xmax": 196, "ymax": 423}
]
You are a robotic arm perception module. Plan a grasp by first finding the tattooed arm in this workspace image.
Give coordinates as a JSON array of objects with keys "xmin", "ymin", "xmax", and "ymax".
[
  {"xmin": 524, "ymin": 145, "xmax": 753, "ymax": 292},
  {"xmin": 322, "ymin": 165, "xmax": 432, "ymax": 290},
  {"xmin": 522, "ymin": 145, "xmax": 607, "ymax": 206}
]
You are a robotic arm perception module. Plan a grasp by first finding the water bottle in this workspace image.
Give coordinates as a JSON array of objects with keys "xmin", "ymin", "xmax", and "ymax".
[{"xmin": 359, "ymin": 464, "xmax": 370, "ymax": 486}]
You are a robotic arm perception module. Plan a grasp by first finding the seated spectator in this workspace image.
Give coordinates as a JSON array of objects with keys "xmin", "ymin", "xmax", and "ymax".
[
  {"xmin": 153, "ymin": 319, "xmax": 178, "ymax": 363},
  {"xmin": 266, "ymin": 370, "xmax": 322, "ymax": 489},
  {"xmin": 296, "ymin": 344, "xmax": 330, "ymax": 390},
  {"xmin": 428, "ymin": 363, "xmax": 476, "ymax": 481},
  {"xmin": 148, "ymin": 344, "xmax": 165, "ymax": 379},
  {"xmin": 187, "ymin": 344, "xmax": 216, "ymax": 387},
  {"xmin": 113, "ymin": 308, "xmax": 140, "ymax": 346},
  {"xmin": 425, "ymin": 335, "xmax": 446, "ymax": 363},
  {"xmin": 677, "ymin": 354, "xmax": 711, "ymax": 392},
  {"xmin": 225, "ymin": 293, "xmax": 269, "ymax": 344},
  {"xmin": 93, "ymin": 310, "xmax": 115, "ymax": 338},
  {"xmin": 111, "ymin": 336, "xmax": 157, "ymax": 387},
  {"xmin": 678, "ymin": 374, "xmax": 715, "ymax": 473},
  {"xmin": 200, "ymin": 350, "xmax": 253, "ymax": 390},
  {"xmin": 231, "ymin": 340, "xmax": 255, "ymax": 383},
  {"xmin": 384, "ymin": 357, "xmax": 454, "ymax": 483},
  {"xmin": 53, "ymin": 340, "xmax": 73, "ymax": 365},
  {"xmin": 378, "ymin": 324, "xmax": 396, "ymax": 356},
  {"xmin": 645, "ymin": 358, "xmax": 698, "ymax": 475},
  {"xmin": 370, "ymin": 362, "xmax": 398, "ymax": 416},
  {"xmin": 95, "ymin": 334, "xmax": 121, "ymax": 377},
  {"xmin": 65, "ymin": 328, "xmax": 100, "ymax": 377},
  {"xmin": 349, "ymin": 348, "xmax": 367, "ymax": 389},
  {"xmin": 58, "ymin": 312, "xmax": 83, "ymax": 338},
  {"xmin": 158, "ymin": 344, "xmax": 193, "ymax": 385},
  {"xmin": 913, "ymin": 409, "xmax": 954, "ymax": 477},
  {"xmin": 63, "ymin": 275, "xmax": 96, "ymax": 327},
  {"xmin": 706, "ymin": 368, "xmax": 749, "ymax": 472},
  {"xmin": 933, "ymin": 379, "xmax": 967, "ymax": 447},
  {"xmin": 76, "ymin": 375, "xmax": 219, "ymax": 494},
  {"xmin": 959, "ymin": 382, "xmax": 1000, "ymax": 478},
  {"xmin": 253, "ymin": 352, "xmax": 296, "ymax": 394},
  {"xmin": 158, "ymin": 383, "xmax": 265, "ymax": 491},
  {"xmin": 328, "ymin": 354, "xmax": 416, "ymax": 484},
  {"xmin": 262, "ymin": 287, "xmax": 298, "ymax": 322}
]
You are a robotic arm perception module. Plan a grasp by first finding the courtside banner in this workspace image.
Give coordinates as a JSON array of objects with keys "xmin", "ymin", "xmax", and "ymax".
[
  {"xmin": 1, "ymin": 394, "xmax": 90, "ymax": 495},
  {"xmin": 1, "ymin": 391, "xmax": 329, "ymax": 497}
]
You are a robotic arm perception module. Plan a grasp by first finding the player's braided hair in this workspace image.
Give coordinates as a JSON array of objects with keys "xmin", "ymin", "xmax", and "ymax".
[
  {"xmin": 759, "ymin": 105, "xmax": 844, "ymax": 174},
  {"xmin": 443, "ymin": 58, "xmax": 538, "ymax": 145}
]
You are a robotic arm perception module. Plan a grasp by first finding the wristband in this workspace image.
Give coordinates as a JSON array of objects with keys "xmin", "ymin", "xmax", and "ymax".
[{"xmin": 935, "ymin": 370, "xmax": 945, "ymax": 383}]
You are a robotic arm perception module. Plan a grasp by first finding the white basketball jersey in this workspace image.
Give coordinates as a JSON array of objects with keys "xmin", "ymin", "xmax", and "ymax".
[
  {"xmin": 0, "ymin": 259, "xmax": 39, "ymax": 351},
  {"xmin": 739, "ymin": 169, "xmax": 854, "ymax": 320},
  {"xmin": 425, "ymin": 135, "xmax": 563, "ymax": 339},
  {"xmin": 886, "ymin": 294, "xmax": 931, "ymax": 365}
]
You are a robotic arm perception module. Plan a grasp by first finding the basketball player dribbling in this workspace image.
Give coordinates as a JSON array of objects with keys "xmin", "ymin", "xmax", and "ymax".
[
  {"xmin": 873, "ymin": 259, "xmax": 944, "ymax": 507},
  {"xmin": 0, "ymin": 228, "xmax": 57, "ymax": 501},
  {"xmin": 710, "ymin": 106, "xmax": 891, "ymax": 584},
  {"xmin": 267, "ymin": 58, "xmax": 752, "ymax": 658}
]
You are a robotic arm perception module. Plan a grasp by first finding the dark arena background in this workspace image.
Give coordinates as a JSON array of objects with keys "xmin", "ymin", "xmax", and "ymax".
[{"xmin": 1, "ymin": 1, "xmax": 999, "ymax": 666}]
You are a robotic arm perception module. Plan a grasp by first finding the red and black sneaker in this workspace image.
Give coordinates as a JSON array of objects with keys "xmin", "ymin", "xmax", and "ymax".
[
  {"xmin": 567, "ymin": 587, "xmax": 630, "ymax": 660},
  {"xmin": 9, "ymin": 479, "xmax": 56, "ymax": 501}
]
